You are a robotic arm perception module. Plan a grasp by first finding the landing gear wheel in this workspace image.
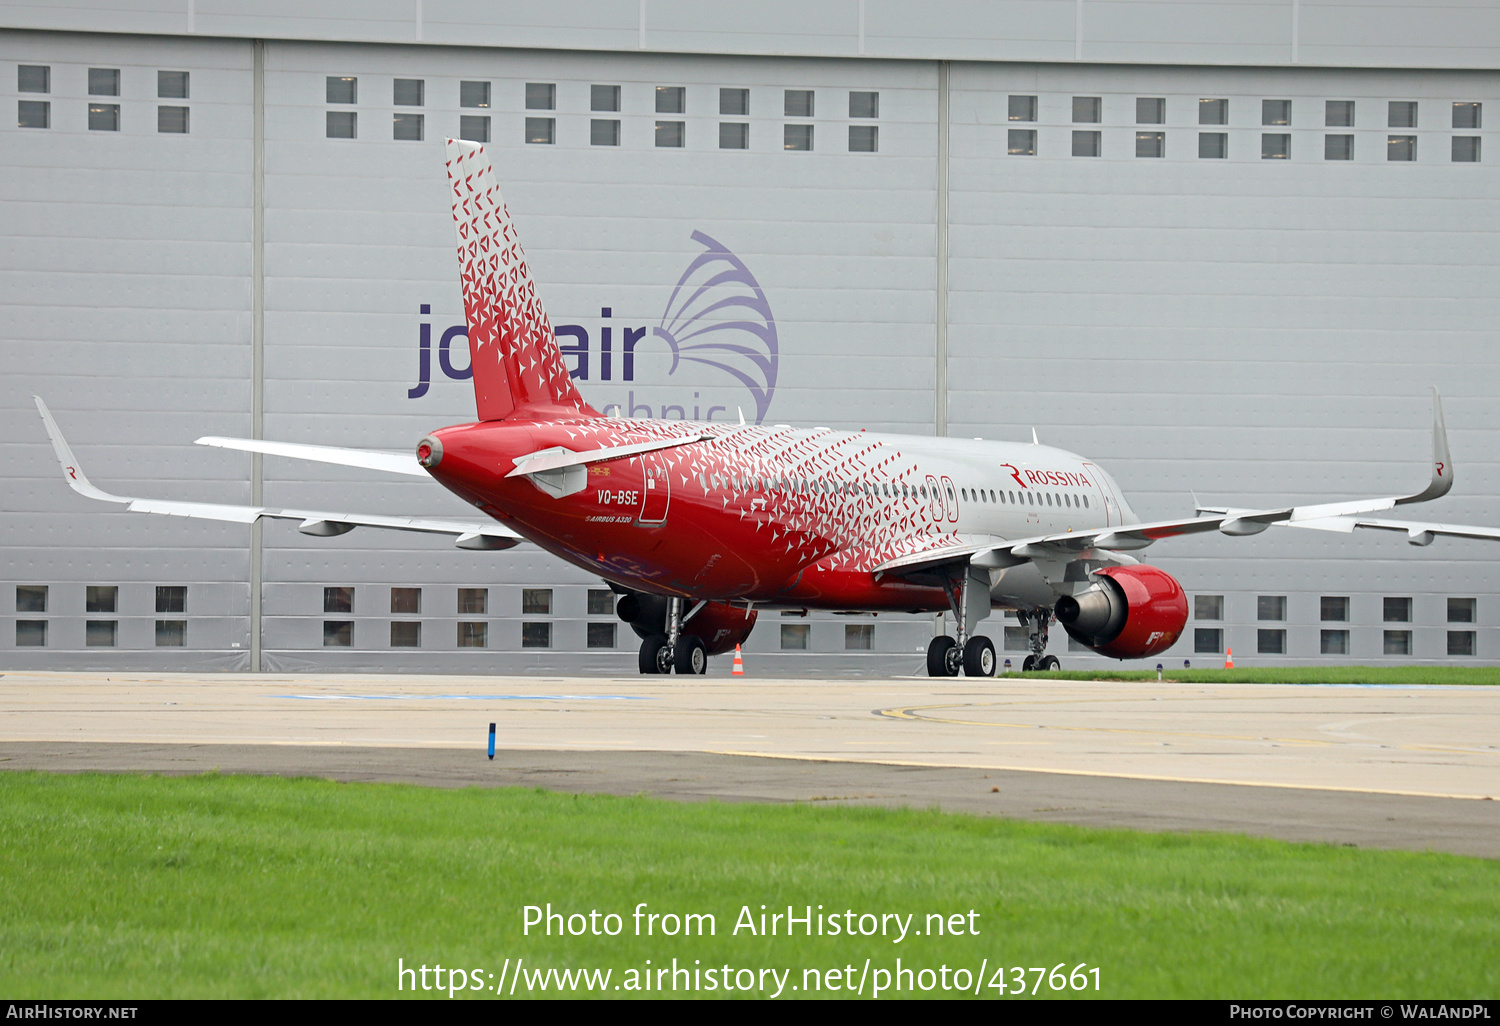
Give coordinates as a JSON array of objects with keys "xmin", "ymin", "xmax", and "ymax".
[
  {"xmin": 962, "ymin": 636, "xmax": 996, "ymax": 677},
  {"xmin": 1022, "ymin": 655, "xmax": 1036, "ymax": 672},
  {"xmin": 673, "ymin": 635, "xmax": 707, "ymax": 675},
  {"xmin": 1039, "ymin": 655, "xmax": 1060, "ymax": 672},
  {"xmin": 926, "ymin": 636, "xmax": 959, "ymax": 677},
  {"xmin": 638, "ymin": 633, "xmax": 671, "ymax": 675}
]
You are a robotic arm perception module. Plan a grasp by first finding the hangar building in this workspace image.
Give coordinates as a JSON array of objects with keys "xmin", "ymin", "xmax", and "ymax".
[{"xmin": 3, "ymin": 1, "xmax": 1499, "ymax": 674}]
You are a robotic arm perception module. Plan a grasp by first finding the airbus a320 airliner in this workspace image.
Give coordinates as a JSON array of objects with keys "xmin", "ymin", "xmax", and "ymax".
[{"xmin": 35, "ymin": 140, "xmax": 1500, "ymax": 676}]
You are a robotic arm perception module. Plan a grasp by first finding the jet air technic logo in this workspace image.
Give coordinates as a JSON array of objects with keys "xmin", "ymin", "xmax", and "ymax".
[{"xmin": 407, "ymin": 231, "xmax": 780, "ymax": 424}]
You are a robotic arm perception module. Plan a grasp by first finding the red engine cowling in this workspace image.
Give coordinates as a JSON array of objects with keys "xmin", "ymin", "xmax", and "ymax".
[
  {"xmin": 1054, "ymin": 565, "xmax": 1188, "ymax": 660},
  {"xmin": 616, "ymin": 591, "xmax": 757, "ymax": 656}
]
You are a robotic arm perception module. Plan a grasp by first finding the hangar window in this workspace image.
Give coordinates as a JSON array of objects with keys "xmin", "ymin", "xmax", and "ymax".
[
  {"xmin": 522, "ymin": 622, "xmax": 551, "ymax": 648},
  {"xmin": 1261, "ymin": 134, "xmax": 1290, "ymax": 159},
  {"xmin": 522, "ymin": 589, "xmax": 552, "ymax": 615},
  {"xmin": 849, "ymin": 125, "xmax": 877, "ymax": 152},
  {"xmin": 460, "ymin": 115, "xmax": 490, "ymax": 142},
  {"xmin": 1008, "ymin": 129, "xmax": 1036, "ymax": 156},
  {"xmin": 1383, "ymin": 630, "xmax": 1411, "ymax": 656},
  {"xmin": 588, "ymin": 623, "xmax": 617, "ymax": 648},
  {"xmin": 1383, "ymin": 597, "xmax": 1411, "ymax": 622},
  {"xmin": 89, "ymin": 68, "xmax": 120, "ymax": 96},
  {"xmin": 323, "ymin": 620, "xmax": 352, "ymax": 646},
  {"xmin": 326, "ymin": 111, "xmax": 356, "ymax": 139},
  {"xmin": 1257, "ymin": 595, "xmax": 1286, "ymax": 621},
  {"xmin": 1388, "ymin": 100, "xmax": 1418, "ymax": 128},
  {"xmin": 1072, "ymin": 131, "xmax": 1100, "ymax": 157},
  {"xmin": 784, "ymin": 90, "xmax": 813, "ymax": 117},
  {"xmin": 1320, "ymin": 630, "xmax": 1349, "ymax": 655},
  {"xmin": 781, "ymin": 624, "xmax": 809, "ymax": 650},
  {"xmin": 87, "ymin": 621, "xmax": 118, "ymax": 647},
  {"xmin": 158, "ymin": 71, "xmax": 188, "ymax": 99},
  {"xmin": 87, "ymin": 586, "xmax": 118, "ymax": 613},
  {"xmin": 721, "ymin": 88, "xmax": 749, "ymax": 116},
  {"xmin": 1388, "ymin": 135, "xmax": 1417, "ymax": 161},
  {"xmin": 393, "ymin": 113, "xmax": 423, "ymax": 141},
  {"xmin": 1257, "ymin": 629, "xmax": 1285, "ymax": 655},
  {"xmin": 720, "ymin": 123, "xmax": 748, "ymax": 149},
  {"xmin": 17, "ymin": 585, "xmax": 48, "ymax": 612},
  {"xmin": 16, "ymin": 621, "xmax": 46, "ymax": 647},
  {"xmin": 88, "ymin": 104, "xmax": 120, "ymax": 131},
  {"xmin": 591, "ymin": 119, "xmax": 620, "ymax": 145},
  {"xmin": 1072, "ymin": 96, "xmax": 1100, "ymax": 123},
  {"xmin": 849, "ymin": 91, "xmax": 878, "ymax": 118},
  {"xmin": 158, "ymin": 106, "xmax": 188, "ymax": 133},
  {"xmin": 658, "ymin": 86, "xmax": 686, "ymax": 114},
  {"xmin": 656, "ymin": 120, "xmax": 684, "ymax": 147},
  {"xmin": 325, "ymin": 588, "xmax": 354, "ymax": 614},
  {"xmin": 1448, "ymin": 598, "xmax": 1476, "ymax": 623},
  {"xmin": 1008, "ymin": 95, "xmax": 1037, "ymax": 122},
  {"xmin": 1135, "ymin": 132, "xmax": 1164, "ymax": 158},
  {"xmin": 845, "ymin": 624, "xmax": 873, "ymax": 650},
  {"xmin": 1453, "ymin": 102, "xmax": 1482, "ymax": 129},
  {"xmin": 1448, "ymin": 631, "xmax": 1476, "ymax": 656},
  {"xmin": 18, "ymin": 100, "xmax": 49, "ymax": 128},
  {"xmin": 1325, "ymin": 135, "xmax": 1353, "ymax": 160},
  {"xmin": 157, "ymin": 587, "xmax": 186, "ymax": 614},
  {"xmin": 785, "ymin": 124, "xmax": 813, "ymax": 151},
  {"xmin": 1199, "ymin": 98, "xmax": 1227, "ymax": 125},
  {"xmin": 457, "ymin": 622, "xmax": 487, "ymax": 647},
  {"xmin": 1003, "ymin": 626, "xmax": 1029, "ymax": 651},
  {"xmin": 391, "ymin": 588, "xmax": 420, "ymax": 615},
  {"xmin": 326, "ymin": 76, "xmax": 357, "ymax": 104},
  {"xmin": 1326, "ymin": 100, "xmax": 1355, "ymax": 127},
  {"xmin": 526, "ymin": 83, "xmax": 556, "ymax": 110},
  {"xmin": 1194, "ymin": 628, "xmax": 1222, "ymax": 654},
  {"xmin": 18, "ymin": 65, "xmax": 49, "ymax": 93},
  {"xmin": 460, "ymin": 81, "xmax": 490, "ymax": 108},
  {"xmin": 593, "ymin": 85, "xmax": 621, "ymax": 112},
  {"xmin": 1199, "ymin": 132, "xmax": 1227, "ymax": 159},
  {"xmin": 1261, "ymin": 99, "xmax": 1290, "ymax": 126},
  {"xmin": 156, "ymin": 621, "xmax": 186, "ymax": 647},
  {"xmin": 1136, "ymin": 97, "xmax": 1165, "ymax": 124},
  {"xmin": 526, "ymin": 117, "xmax": 554, "ymax": 144},
  {"xmin": 1320, "ymin": 596, "xmax": 1348, "ymax": 622},
  {"xmin": 1453, "ymin": 137, "xmax": 1481, "ymax": 163},
  {"xmin": 390, "ymin": 622, "xmax": 420, "ymax": 647},
  {"xmin": 588, "ymin": 589, "xmax": 615, "ymax": 615},
  {"xmin": 394, "ymin": 78, "xmax": 424, "ymax": 106},
  {"xmin": 1195, "ymin": 595, "xmax": 1223, "ymax": 620}
]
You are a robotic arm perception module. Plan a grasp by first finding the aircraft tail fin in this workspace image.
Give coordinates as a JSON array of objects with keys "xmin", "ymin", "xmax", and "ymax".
[{"xmin": 444, "ymin": 138, "xmax": 596, "ymax": 421}]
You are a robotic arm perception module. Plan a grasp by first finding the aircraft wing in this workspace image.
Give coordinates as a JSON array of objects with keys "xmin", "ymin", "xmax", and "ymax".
[{"xmin": 34, "ymin": 397, "xmax": 520, "ymax": 550}]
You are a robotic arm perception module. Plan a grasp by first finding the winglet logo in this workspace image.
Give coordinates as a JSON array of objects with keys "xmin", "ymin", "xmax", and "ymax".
[{"xmin": 408, "ymin": 232, "xmax": 780, "ymax": 424}]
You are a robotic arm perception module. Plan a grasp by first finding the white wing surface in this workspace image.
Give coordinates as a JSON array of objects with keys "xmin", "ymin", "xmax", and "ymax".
[{"xmin": 34, "ymin": 397, "xmax": 520, "ymax": 550}]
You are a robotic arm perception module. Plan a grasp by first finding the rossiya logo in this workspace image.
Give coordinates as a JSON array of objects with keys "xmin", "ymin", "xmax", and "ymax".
[{"xmin": 407, "ymin": 231, "xmax": 779, "ymax": 425}]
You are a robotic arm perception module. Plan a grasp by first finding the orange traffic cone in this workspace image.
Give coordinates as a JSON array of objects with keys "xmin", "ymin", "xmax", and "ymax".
[
  {"xmin": 732, "ymin": 645, "xmax": 745, "ymax": 676},
  {"xmin": 1224, "ymin": 647, "xmax": 1234, "ymax": 669}
]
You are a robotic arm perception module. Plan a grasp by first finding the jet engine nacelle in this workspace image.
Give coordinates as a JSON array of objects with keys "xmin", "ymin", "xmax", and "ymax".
[
  {"xmin": 1054, "ymin": 565, "xmax": 1187, "ymax": 660},
  {"xmin": 615, "ymin": 591, "xmax": 758, "ymax": 656}
]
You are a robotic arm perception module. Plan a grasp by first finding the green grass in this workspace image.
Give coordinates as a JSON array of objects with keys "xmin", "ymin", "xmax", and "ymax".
[
  {"xmin": 1, "ymin": 771, "xmax": 1496, "ymax": 999},
  {"xmin": 1006, "ymin": 665, "xmax": 1500, "ymax": 686}
]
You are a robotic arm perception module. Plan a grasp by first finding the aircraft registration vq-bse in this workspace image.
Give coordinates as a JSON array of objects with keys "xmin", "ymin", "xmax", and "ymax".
[{"xmin": 34, "ymin": 139, "xmax": 1500, "ymax": 677}]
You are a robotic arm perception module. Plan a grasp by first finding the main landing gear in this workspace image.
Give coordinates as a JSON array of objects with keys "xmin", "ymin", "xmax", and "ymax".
[
  {"xmin": 638, "ymin": 597, "xmax": 707, "ymax": 675},
  {"xmin": 1018, "ymin": 610, "xmax": 1060, "ymax": 672},
  {"xmin": 927, "ymin": 565, "xmax": 998, "ymax": 677}
]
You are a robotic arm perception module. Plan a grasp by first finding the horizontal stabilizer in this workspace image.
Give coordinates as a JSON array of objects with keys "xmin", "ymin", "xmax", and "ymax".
[{"xmin": 196, "ymin": 436, "xmax": 427, "ymax": 477}]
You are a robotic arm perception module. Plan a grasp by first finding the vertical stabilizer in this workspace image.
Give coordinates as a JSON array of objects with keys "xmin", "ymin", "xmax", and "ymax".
[{"xmin": 444, "ymin": 139, "xmax": 595, "ymax": 420}]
